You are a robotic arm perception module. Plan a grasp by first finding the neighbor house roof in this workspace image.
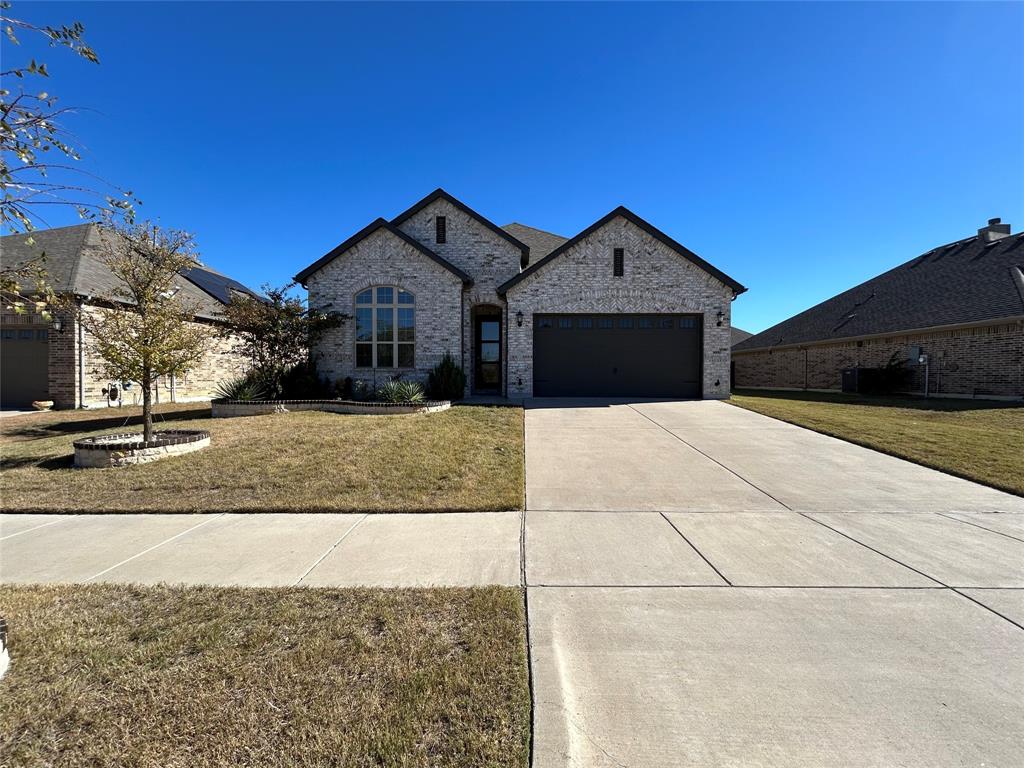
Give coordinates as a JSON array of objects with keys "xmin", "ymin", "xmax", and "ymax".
[
  {"xmin": 734, "ymin": 228, "xmax": 1024, "ymax": 353},
  {"xmin": 497, "ymin": 206, "xmax": 747, "ymax": 296},
  {"xmin": 731, "ymin": 326, "xmax": 753, "ymax": 346},
  {"xmin": 391, "ymin": 188, "xmax": 531, "ymax": 266},
  {"xmin": 1, "ymin": 223, "xmax": 260, "ymax": 321},
  {"xmin": 293, "ymin": 217, "xmax": 472, "ymax": 286},
  {"xmin": 501, "ymin": 223, "xmax": 568, "ymax": 265}
]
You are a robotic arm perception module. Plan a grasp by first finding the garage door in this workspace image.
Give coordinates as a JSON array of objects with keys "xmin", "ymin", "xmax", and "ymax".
[
  {"xmin": 533, "ymin": 314, "xmax": 702, "ymax": 397},
  {"xmin": 1, "ymin": 326, "xmax": 50, "ymax": 407}
]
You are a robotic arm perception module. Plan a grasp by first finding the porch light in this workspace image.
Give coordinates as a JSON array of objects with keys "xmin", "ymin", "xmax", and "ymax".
[
  {"xmin": 716, "ymin": 310, "xmax": 724, "ymax": 327},
  {"xmin": 51, "ymin": 317, "xmax": 63, "ymax": 334},
  {"xmin": 516, "ymin": 310, "xmax": 523, "ymax": 327}
]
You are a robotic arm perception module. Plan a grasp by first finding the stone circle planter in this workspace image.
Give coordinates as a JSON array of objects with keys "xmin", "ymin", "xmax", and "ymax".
[
  {"xmin": 211, "ymin": 399, "xmax": 450, "ymax": 419},
  {"xmin": 74, "ymin": 429, "xmax": 211, "ymax": 468}
]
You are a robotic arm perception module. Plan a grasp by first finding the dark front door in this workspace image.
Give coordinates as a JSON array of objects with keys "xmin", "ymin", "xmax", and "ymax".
[
  {"xmin": 474, "ymin": 315, "xmax": 502, "ymax": 392},
  {"xmin": 533, "ymin": 313, "xmax": 702, "ymax": 398}
]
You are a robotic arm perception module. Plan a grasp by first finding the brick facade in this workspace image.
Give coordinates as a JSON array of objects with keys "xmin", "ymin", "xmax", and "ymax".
[
  {"xmin": 732, "ymin": 319, "xmax": 1024, "ymax": 399},
  {"xmin": 504, "ymin": 216, "xmax": 735, "ymax": 398},
  {"xmin": 305, "ymin": 226, "xmax": 464, "ymax": 391}
]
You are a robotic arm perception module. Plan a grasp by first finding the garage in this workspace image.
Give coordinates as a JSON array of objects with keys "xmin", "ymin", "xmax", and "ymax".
[
  {"xmin": 1, "ymin": 325, "xmax": 50, "ymax": 407},
  {"xmin": 533, "ymin": 313, "xmax": 702, "ymax": 397}
]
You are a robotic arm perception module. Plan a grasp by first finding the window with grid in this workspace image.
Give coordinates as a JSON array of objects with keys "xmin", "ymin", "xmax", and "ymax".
[
  {"xmin": 613, "ymin": 247, "xmax": 624, "ymax": 277},
  {"xmin": 355, "ymin": 287, "xmax": 415, "ymax": 368}
]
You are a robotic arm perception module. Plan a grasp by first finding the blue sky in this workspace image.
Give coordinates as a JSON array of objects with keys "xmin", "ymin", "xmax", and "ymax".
[{"xmin": 6, "ymin": 1, "xmax": 1023, "ymax": 332}]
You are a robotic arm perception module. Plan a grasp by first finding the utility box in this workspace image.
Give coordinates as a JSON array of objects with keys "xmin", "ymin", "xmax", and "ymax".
[{"xmin": 842, "ymin": 367, "xmax": 860, "ymax": 393}]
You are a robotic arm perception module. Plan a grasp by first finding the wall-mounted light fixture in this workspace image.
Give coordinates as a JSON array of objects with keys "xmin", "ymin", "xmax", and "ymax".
[
  {"xmin": 716, "ymin": 310, "xmax": 724, "ymax": 327},
  {"xmin": 516, "ymin": 310, "xmax": 524, "ymax": 327},
  {"xmin": 51, "ymin": 317, "xmax": 64, "ymax": 334}
]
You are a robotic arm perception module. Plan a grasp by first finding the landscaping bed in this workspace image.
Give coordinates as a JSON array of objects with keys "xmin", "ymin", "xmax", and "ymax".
[
  {"xmin": 730, "ymin": 389, "xmax": 1024, "ymax": 496},
  {"xmin": 211, "ymin": 398, "xmax": 449, "ymax": 418},
  {"xmin": 0, "ymin": 403, "xmax": 524, "ymax": 513},
  {"xmin": 0, "ymin": 583, "xmax": 530, "ymax": 768}
]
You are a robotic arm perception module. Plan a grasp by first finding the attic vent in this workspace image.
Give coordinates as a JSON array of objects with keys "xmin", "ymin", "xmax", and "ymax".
[
  {"xmin": 435, "ymin": 216, "xmax": 447, "ymax": 244},
  {"xmin": 613, "ymin": 248, "xmax": 624, "ymax": 277}
]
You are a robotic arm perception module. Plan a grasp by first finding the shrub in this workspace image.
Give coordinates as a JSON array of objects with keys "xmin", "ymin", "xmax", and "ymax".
[
  {"xmin": 278, "ymin": 360, "xmax": 332, "ymax": 399},
  {"xmin": 213, "ymin": 373, "xmax": 267, "ymax": 402},
  {"xmin": 376, "ymin": 379, "xmax": 425, "ymax": 404},
  {"xmin": 427, "ymin": 353, "xmax": 466, "ymax": 401},
  {"xmin": 350, "ymin": 380, "xmax": 372, "ymax": 401},
  {"xmin": 859, "ymin": 352, "xmax": 913, "ymax": 394}
]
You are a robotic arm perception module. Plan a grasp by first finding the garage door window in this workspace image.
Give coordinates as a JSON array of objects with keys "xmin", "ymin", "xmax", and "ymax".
[
  {"xmin": 680, "ymin": 317, "xmax": 697, "ymax": 329},
  {"xmin": 619, "ymin": 318, "xmax": 633, "ymax": 329},
  {"xmin": 355, "ymin": 286, "xmax": 415, "ymax": 368}
]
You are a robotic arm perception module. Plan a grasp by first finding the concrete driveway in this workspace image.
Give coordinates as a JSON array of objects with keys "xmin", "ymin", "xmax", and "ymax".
[
  {"xmin": 524, "ymin": 398, "xmax": 1024, "ymax": 767},
  {"xmin": 2, "ymin": 398, "xmax": 1023, "ymax": 767}
]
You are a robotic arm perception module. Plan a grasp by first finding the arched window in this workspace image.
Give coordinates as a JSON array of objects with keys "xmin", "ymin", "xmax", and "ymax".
[{"xmin": 355, "ymin": 286, "xmax": 415, "ymax": 368}]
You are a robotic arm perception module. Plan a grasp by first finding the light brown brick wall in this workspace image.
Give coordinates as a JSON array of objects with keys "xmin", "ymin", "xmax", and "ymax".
[{"xmin": 733, "ymin": 320, "xmax": 1024, "ymax": 398}]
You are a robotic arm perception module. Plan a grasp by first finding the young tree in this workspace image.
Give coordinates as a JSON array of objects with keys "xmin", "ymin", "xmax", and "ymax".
[
  {"xmin": 80, "ymin": 221, "xmax": 209, "ymax": 442},
  {"xmin": 220, "ymin": 283, "xmax": 344, "ymax": 397}
]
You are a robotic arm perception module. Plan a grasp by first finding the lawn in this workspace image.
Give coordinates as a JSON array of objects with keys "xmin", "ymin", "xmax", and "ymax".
[
  {"xmin": 0, "ymin": 583, "xmax": 530, "ymax": 768},
  {"xmin": 0, "ymin": 404, "xmax": 524, "ymax": 513},
  {"xmin": 730, "ymin": 390, "xmax": 1024, "ymax": 496}
]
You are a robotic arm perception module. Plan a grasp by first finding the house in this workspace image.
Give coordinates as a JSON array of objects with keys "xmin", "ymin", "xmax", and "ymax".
[
  {"xmin": 733, "ymin": 218, "xmax": 1024, "ymax": 399},
  {"xmin": 731, "ymin": 326, "xmax": 753, "ymax": 346},
  {"xmin": 0, "ymin": 223, "xmax": 256, "ymax": 409},
  {"xmin": 294, "ymin": 189, "xmax": 746, "ymax": 398}
]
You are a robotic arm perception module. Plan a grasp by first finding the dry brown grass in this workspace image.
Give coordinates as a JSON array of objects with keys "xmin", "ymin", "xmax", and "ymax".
[
  {"xmin": 731, "ymin": 390, "xmax": 1024, "ymax": 496},
  {"xmin": 0, "ymin": 404, "xmax": 524, "ymax": 513},
  {"xmin": 0, "ymin": 583, "xmax": 530, "ymax": 768}
]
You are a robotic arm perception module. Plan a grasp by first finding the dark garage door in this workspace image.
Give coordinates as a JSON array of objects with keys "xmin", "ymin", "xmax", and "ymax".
[
  {"xmin": 1, "ymin": 326, "xmax": 50, "ymax": 407},
  {"xmin": 533, "ymin": 314, "xmax": 702, "ymax": 398}
]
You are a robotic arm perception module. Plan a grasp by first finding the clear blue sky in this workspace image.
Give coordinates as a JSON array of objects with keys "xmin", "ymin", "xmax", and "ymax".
[{"xmin": 7, "ymin": 2, "xmax": 1023, "ymax": 332}]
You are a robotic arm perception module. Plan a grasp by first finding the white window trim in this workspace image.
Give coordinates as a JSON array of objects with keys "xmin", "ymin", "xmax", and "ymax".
[{"xmin": 354, "ymin": 286, "xmax": 415, "ymax": 369}]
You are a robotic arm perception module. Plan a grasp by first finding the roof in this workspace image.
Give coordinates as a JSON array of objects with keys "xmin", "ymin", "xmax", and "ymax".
[
  {"xmin": 391, "ymin": 189, "xmax": 531, "ymax": 266},
  {"xmin": 497, "ymin": 206, "xmax": 747, "ymax": 295},
  {"xmin": 293, "ymin": 217, "xmax": 472, "ymax": 285},
  {"xmin": 1, "ymin": 223, "xmax": 259, "ymax": 321},
  {"xmin": 501, "ymin": 223, "xmax": 568, "ymax": 264},
  {"xmin": 731, "ymin": 326, "xmax": 753, "ymax": 346},
  {"xmin": 734, "ymin": 230, "xmax": 1024, "ymax": 352}
]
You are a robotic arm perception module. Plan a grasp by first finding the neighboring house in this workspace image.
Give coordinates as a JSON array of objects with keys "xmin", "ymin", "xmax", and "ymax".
[
  {"xmin": 733, "ymin": 218, "xmax": 1024, "ymax": 399},
  {"xmin": 294, "ymin": 189, "xmax": 746, "ymax": 398},
  {"xmin": 731, "ymin": 326, "xmax": 753, "ymax": 346},
  {"xmin": 0, "ymin": 223, "xmax": 257, "ymax": 409}
]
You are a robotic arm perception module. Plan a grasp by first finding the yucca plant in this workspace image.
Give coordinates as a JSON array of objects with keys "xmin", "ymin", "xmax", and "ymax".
[
  {"xmin": 213, "ymin": 374, "xmax": 268, "ymax": 402},
  {"xmin": 376, "ymin": 379, "xmax": 425, "ymax": 403}
]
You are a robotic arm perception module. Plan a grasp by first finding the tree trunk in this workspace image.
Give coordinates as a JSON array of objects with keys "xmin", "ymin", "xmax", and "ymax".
[{"xmin": 142, "ymin": 365, "xmax": 154, "ymax": 443}]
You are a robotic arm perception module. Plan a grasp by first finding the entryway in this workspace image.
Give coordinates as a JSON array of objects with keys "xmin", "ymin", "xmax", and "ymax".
[{"xmin": 473, "ymin": 307, "xmax": 502, "ymax": 394}]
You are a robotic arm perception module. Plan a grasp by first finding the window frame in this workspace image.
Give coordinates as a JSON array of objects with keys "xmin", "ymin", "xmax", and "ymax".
[{"xmin": 354, "ymin": 286, "xmax": 415, "ymax": 369}]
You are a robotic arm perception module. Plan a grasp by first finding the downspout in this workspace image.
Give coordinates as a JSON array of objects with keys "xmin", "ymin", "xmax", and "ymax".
[{"xmin": 77, "ymin": 299, "xmax": 86, "ymax": 408}]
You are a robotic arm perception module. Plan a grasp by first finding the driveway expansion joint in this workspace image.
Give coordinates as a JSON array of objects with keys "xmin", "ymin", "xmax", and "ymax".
[
  {"xmin": 659, "ymin": 512, "xmax": 732, "ymax": 585},
  {"xmin": 294, "ymin": 514, "xmax": 368, "ymax": 585},
  {"xmin": 936, "ymin": 511, "xmax": 1024, "ymax": 544}
]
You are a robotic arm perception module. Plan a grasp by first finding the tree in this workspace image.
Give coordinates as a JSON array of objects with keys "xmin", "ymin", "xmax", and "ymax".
[
  {"xmin": 80, "ymin": 221, "xmax": 209, "ymax": 442},
  {"xmin": 220, "ymin": 283, "xmax": 344, "ymax": 397}
]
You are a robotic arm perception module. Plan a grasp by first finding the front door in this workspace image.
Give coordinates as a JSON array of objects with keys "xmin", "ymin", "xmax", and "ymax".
[{"xmin": 474, "ymin": 315, "xmax": 502, "ymax": 392}]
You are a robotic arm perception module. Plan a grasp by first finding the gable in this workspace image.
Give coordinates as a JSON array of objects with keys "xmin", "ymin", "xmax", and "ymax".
[{"xmin": 499, "ymin": 207, "xmax": 746, "ymax": 296}]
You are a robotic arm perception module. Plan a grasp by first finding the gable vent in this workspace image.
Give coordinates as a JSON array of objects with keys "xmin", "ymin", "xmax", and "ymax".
[
  {"xmin": 435, "ymin": 216, "xmax": 447, "ymax": 244},
  {"xmin": 613, "ymin": 247, "xmax": 624, "ymax": 277}
]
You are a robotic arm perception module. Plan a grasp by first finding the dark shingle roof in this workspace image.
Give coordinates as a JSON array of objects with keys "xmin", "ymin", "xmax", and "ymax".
[
  {"xmin": 734, "ymin": 231, "xmax": 1024, "ymax": 352},
  {"xmin": 501, "ymin": 223, "xmax": 568, "ymax": 265},
  {"xmin": 731, "ymin": 326, "xmax": 753, "ymax": 346},
  {"xmin": 1, "ymin": 223, "xmax": 258, "ymax": 321}
]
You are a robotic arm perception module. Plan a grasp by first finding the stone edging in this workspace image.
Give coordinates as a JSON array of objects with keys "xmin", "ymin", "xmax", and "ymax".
[
  {"xmin": 211, "ymin": 399, "xmax": 451, "ymax": 418},
  {"xmin": 74, "ymin": 429, "xmax": 211, "ymax": 469}
]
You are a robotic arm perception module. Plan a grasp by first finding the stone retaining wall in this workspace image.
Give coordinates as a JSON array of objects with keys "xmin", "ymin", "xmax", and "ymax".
[
  {"xmin": 74, "ymin": 430, "xmax": 211, "ymax": 468},
  {"xmin": 211, "ymin": 399, "xmax": 451, "ymax": 418}
]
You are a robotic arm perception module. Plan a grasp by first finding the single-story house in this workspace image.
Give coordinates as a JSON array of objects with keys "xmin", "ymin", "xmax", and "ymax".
[
  {"xmin": 0, "ymin": 223, "xmax": 257, "ymax": 409},
  {"xmin": 731, "ymin": 326, "xmax": 753, "ymax": 346},
  {"xmin": 294, "ymin": 189, "xmax": 747, "ymax": 399},
  {"xmin": 733, "ymin": 218, "xmax": 1024, "ymax": 399}
]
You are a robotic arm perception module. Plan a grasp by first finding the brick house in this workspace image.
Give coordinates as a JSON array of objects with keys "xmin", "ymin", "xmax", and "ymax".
[
  {"xmin": 1, "ymin": 223, "xmax": 256, "ymax": 409},
  {"xmin": 294, "ymin": 189, "xmax": 746, "ymax": 398},
  {"xmin": 733, "ymin": 218, "xmax": 1024, "ymax": 400}
]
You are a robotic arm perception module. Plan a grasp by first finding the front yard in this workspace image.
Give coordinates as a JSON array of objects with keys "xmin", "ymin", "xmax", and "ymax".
[
  {"xmin": 0, "ymin": 583, "xmax": 530, "ymax": 768},
  {"xmin": 730, "ymin": 390, "xmax": 1024, "ymax": 496},
  {"xmin": 0, "ymin": 404, "xmax": 524, "ymax": 513}
]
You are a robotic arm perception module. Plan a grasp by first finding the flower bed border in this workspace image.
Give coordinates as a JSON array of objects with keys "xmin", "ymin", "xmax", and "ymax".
[
  {"xmin": 211, "ymin": 399, "xmax": 451, "ymax": 419},
  {"xmin": 74, "ymin": 429, "xmax": 211, "ymax": 468}
]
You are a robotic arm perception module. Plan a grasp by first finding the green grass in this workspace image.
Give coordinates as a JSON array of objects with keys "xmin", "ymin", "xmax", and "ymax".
[
  {"xmin": 0, "ymin": 583, "xmax": 530, "ymax": 768},
  {"xmin": 730, "ymin": 390, "xmax": 1024, "ymax": 496},
  {"xmin": 0, "ymin": 403, "xmax": 524, "ymax": 513}
]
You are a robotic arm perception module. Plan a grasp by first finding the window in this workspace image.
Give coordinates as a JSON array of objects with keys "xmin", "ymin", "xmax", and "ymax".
[
  {"xmin": 538, "ymin": 317, "xmax": 553, "ymax": 329},
  {"xmin": 598, "ymin": 317, "xmax": 614, "ymax": 329},
  {"xmin": 36, "ymin": 329, "xmax": 49, "ymax": 340},
  {"xmin": 18, "ymin": 329, "xmax": 33, "ymax": 339},
  {"xmin": 613, "ymin": 247, "xmax": 624, "ymax": 277},
  {"xmin": 658, "ymin": 318, "xmax": 674, "ymax": 329},
  {"xmin": 680, "ymin": 317, "xmax": 697, "ymax": 329},
  {"xmin": 1, "ymin": 329, "xmax": 14, "ymax": 340},
  {"xmin": 577, "ymin": 317, "xmax": 593, "ymax": 329},
  {"xmin": 558, "ymin": 317, "xmax": 572, "ymax": 329},
  {"xmin": 638, "ymin": 317, "xmax": 654, "ymax": 329},
  {"xmin": 619, "ymin": 317, "xmax": 633, "ymax": 329},
  {"xmin": 355, "ymin": 286, "xmax": 415, "ymax": 368},
  {"xmin": 435, "ymin": 216, "xmax": 447, "ymax": 244}
]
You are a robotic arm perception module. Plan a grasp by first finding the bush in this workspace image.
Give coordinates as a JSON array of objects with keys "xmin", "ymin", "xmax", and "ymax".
[
  {"xmin": 350, "ymin": 380, "xmax": 372, "ymax": 401},
  {"xmin": 859, "ymin": 352, "xmax": 913, "ymax": 394},
  {"xmin": 376, "ymin": 379, "xmax": 425, "ymax": 404},
  {"xmin": 427, "ymin": 353, "xmax": 466, "ymax": 401},
  {"xmin": 278, "ymin": 360, "xmax": 332, "ymax": 399},
  {"xmin": 213, "ymin": 373, "xmax": 267, "ymax": 402}
]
